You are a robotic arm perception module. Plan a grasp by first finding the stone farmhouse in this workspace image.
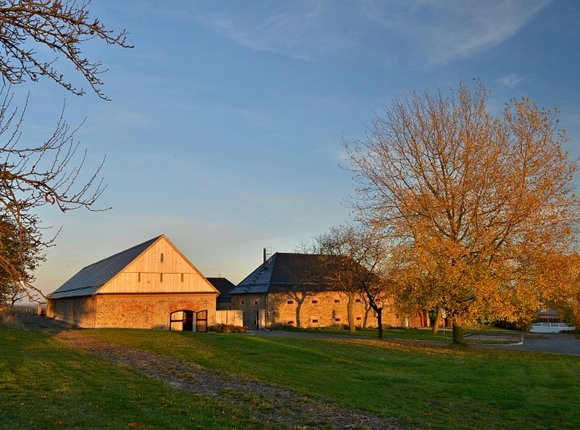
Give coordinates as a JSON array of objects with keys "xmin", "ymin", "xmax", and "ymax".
[
  {"xmin": 230, "ymin": 252, "xmax": 428, "ymax": 330},
  {"xmin": 47, "ymin": 235, "xmax": 219, "ymax": 330}
]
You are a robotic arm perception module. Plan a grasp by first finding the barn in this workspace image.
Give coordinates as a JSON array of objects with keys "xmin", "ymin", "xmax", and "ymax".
[
  {"xmin": 46, "ymin": 235, "xmax": 219, "ymax": 331},
  {"xmin": 230, "ymin": 252, "xmax": 428, "ymax": 330}
]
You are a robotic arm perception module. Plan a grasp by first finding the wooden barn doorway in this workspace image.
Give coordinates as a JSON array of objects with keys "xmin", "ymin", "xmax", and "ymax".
[{"xmin": 169, "ymin": 310, "xmax": 208, "ymax": 332}]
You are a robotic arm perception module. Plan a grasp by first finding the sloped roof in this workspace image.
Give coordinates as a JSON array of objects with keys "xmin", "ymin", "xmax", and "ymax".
[
  {"xmin": 207, "ymin": 277, "xmax": 236, "ymax": 303},
  {"xmin": 49, "ymin": 236, "xmax": 161, "ymax": 299},
  {"xmin": 231, "ymin": 253, "xmax": 349, "ymax": 295}
]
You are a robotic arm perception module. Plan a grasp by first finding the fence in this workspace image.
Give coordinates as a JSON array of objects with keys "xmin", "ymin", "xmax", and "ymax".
[
  {"xmin": 215, "ymin": 310, "xmax": 243, "ymax": 326},
  {"xmin": 530, "ymin": 322, "xmax": 576, "ymax": 333}
]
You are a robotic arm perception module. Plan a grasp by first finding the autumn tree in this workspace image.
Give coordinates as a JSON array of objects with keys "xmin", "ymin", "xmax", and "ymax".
[
  {"xmin": 536, "ymin": 252, "xmax": 580, "ymax": 326},
  {"xmin": 347, "ymin": 81, "xmax": 579, "ymax": 344},
  {"xmin": 0, "ymin": 0, "xmax": 130, "ymax": 303}
]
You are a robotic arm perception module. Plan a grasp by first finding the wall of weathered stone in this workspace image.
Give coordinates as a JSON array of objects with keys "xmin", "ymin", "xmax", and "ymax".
[
  {"xmin": 93, "ymin": 293, "xmax": 217, "ymax": 329},
  {"xmin": 47, "ymin": 297, "xmax": 96, "ymax": 328},
  {"xmin": 231, "ymin": 291, "xmax": 427, "ymax": 329},
  {"xmin": 230, "ymin": 293, "xmax": 264, "ymax": 329},
  {"xmin": 265, "ymin": 291, "xmax": 377, "ymax": 328}
]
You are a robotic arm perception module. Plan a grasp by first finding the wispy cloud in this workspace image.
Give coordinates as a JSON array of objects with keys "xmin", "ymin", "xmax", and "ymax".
[
  {"xmin": 364, "ymin": 0, "xmax": 551, "ymax": 65},
  {"xmin": 191, "ymin": 0, "xmax": 550, "ymax": 66},
  {"xmin": 498, "ymin": 73, "xmax": 525, "ymax": 88},
  {"xmin": 193, "ymin": 0, "xmax": 362, "ymax": 61}
]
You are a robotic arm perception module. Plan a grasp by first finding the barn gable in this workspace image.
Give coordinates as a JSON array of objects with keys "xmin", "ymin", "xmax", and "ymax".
[
  {"xmin": 98, "ymin": 236, "xmax": 219, "ymax": 295},
  {"xmin": 49, "ymin": 235, "xmax": 219, "ymax": 298}
]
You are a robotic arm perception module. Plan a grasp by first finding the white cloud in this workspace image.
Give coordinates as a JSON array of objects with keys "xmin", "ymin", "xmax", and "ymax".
[{"xmin": 364, "ymin": 0, "xmax": 551, "ymax": 64}]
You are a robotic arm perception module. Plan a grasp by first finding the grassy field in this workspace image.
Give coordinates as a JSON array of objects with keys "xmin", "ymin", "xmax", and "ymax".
[
  {"xmin": 0, "ymin": 328, "xmax": 269, "ymax": 429},
  {"xmin": 1, "ymin": 326, "xmax": 579, "ymax": 429},
  {"xmin": 270, "ymin": 325, "xmax": 521, "ymax": 343}
]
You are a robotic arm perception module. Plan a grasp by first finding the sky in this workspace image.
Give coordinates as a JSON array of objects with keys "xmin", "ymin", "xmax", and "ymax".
[{"xmin": 14, "ymin": 0, "xmax": 580, "ymax": 296}]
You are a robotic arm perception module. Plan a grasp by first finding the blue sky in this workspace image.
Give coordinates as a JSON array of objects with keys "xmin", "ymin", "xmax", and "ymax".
[{"xmin": 20, "ymin": 0, "xmax": 579, "ymax": 295}]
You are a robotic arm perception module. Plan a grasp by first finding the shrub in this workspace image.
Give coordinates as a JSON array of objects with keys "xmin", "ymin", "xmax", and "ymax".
[
  {"xmin": 208, "ymin": 324, "xmax": 247, "ymax": 333},
  {"xmin": 492, "ymin": 319, "xmax": 529, "ymax": 331}
]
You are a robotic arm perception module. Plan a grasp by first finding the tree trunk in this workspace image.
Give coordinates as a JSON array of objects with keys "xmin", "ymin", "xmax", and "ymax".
[
  {"xmin": 347, "ymin": 294, "xmax": 356, "ymax": 333},
  {"xmin": 363, "ymin": 304, "xmax": 370, "ymax": 329},
  {"xmin": 295, "ymin": 300, "xmax": 303, "ymax": 328},
  {"xmin": 452, "ymin": 323, "xmax": 467, "ymax": 346},
  {"xmin": 377, "ymin": 308, "xmax": 383, "ymax": 340},
  {"xmin": 431, "ymin": 308, "xmax": 441, "ymax": 335}
]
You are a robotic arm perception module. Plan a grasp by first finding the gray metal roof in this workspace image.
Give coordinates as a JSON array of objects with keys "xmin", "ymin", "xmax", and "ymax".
[
  {"xmin": 231, "ymin": 253, "xmax": 351, "ymax": 295},
  {"xmin": 48, "ymin": 236, "xmax": 161, "ymax": 299},
  {"xmin": 230, "ymin": 254, "xmax": 277, "ymax": 294}
]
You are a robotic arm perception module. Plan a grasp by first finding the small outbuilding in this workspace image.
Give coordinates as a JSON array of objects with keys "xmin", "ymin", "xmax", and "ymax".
[
  {"xmin": 207, "ymin": 277, "xmax": 237, "ymax": 310},
  {"xmin": 47, "ymin": 235, "xmax": 219, "ymax": 330}
]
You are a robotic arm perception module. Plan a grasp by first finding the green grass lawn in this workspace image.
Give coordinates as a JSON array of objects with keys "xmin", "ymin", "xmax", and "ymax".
[
  {"xmin": 0, "ymin": 327, "xmax": 270, "ymax": 429},
  {"xmin": 271, "ymin": 325, "xmax": 520, "ymax": 343},
  {"xmin": 86, "ymin": 329, "xmax": 579, "ymax": 430},
  {"xmin": 1, "ymin": 326, "xmax": 578, "ymax": 429}
]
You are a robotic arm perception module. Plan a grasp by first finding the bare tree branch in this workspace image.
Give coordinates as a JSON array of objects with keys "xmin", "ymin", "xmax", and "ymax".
[{"xmin": 0, "ymin": 0, "xmax": 132, "ymax": 99}]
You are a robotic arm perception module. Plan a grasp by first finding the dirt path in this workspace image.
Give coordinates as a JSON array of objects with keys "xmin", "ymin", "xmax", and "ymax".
[{"xmin": 56, "ymin": 331, "xmax": 402, "ymax": 430}]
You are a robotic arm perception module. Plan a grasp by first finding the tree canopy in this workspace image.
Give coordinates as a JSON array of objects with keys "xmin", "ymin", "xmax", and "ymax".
[{"xmin": 347, "ymin": 81, "xmax": 579, "ymax": 343}]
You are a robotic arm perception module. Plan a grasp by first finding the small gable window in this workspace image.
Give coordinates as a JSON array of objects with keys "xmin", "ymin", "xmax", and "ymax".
[
  {"xmin": 160, "ymin": 253, "xmax": 164, "ymax": 263},
  {"xmin": 181, "ymin": 273, "xmax": 184, "ymax": 283},
  {"xmin": 137, "ymin": 273, "xmax": 141, "ymax": 282}
]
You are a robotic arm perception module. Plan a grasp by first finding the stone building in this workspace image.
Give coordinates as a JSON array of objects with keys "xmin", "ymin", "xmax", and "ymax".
[
  {"xmin": 47, "ymin": 235, "xmax": 219, "ymax": 330},
  {"xmin": 230, "ymin": 252, "xmax": 428, "ymax": 330}
]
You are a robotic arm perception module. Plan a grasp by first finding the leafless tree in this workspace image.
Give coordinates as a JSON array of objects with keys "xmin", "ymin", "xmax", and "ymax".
[
  {"xmin": 0, "ymin": 1, "xmax": 130, "ymax": 303},
  {"xmin": 316, "ymin": 224, "xmax": 392, "ymax": 339},
  {"xmin": 0, "ymin": 0, "xmax": 131, "ymax": 99},
  {"xmin": 0, "ymin": 87, "xmax": 106, "ymax": 301}
]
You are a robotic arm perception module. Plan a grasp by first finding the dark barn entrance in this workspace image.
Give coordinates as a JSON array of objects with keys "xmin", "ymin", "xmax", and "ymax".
[
  {"xmin": 183, "ymin": 311, "xmax": 194, "ymax": 331},
  {"xmin": 169, "ymin": 310, "xmax": 208, "ymax": 332}
]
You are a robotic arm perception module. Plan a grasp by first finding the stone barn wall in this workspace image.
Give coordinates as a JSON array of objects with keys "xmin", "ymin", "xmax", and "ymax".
[
  {"xmin": 265, "ymin": 291, "xmax": 377, "ymax": 328},
  {"xmin": 93, "ymin": 293, "xmax": 217, "ymax": 329},
  {"xmin": 230, "ymin": 293, "xmax": 264, "ymax": 329},
  {"xmin": 232, "ymin": 291, "xmax": 427, "ymax": 329}
]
